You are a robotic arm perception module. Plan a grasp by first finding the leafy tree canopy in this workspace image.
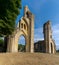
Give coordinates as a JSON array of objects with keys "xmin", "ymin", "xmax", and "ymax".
[
  {"xmin": 18, "ymin": 44, "xmax": 25, "ymax": 52},
  {"xmin": 0, "ymin": 0, "xmax": 21, "ymax": 36},
  {"xmin": 0, "ymin": 38, "xmax": 4, "ymax": 46}
]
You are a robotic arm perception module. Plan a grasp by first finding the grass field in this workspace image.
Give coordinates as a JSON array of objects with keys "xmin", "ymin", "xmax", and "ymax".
[
  {"xmin": 0, "ymin": 52, "xmax": 59, "ymax": 65},
  {"xmin": 56, "ymin": 52, "xmax": 59, "ymax": 55}
]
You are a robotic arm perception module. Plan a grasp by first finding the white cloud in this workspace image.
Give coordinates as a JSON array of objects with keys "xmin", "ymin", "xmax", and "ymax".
[
  {"xmin": 56, "ymin": 45, "xmax": 59, "ymax": 50},
  {"xmin": 34, "ymin": 27, "xmax": 44, "ymax": 42},
  {"xmin": 52, "ymin": 24, "xmax": 59, "ymax": 38},
  {"xmin": 34, "ymin": 38, "xmax": 44, "ymax": 43},
  {"xmin": 52, "ymin": 24, "xmax": 59, "ymax": 45}
]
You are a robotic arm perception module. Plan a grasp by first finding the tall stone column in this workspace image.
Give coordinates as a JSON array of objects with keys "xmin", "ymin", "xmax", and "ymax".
[
  {"xmin": 7, "ymin": 35, "xmax": 16, "ymax": 52},
  {"xmin": 30, "ymin": 15, "xmax": 34, "ymax": 53},
  {"xmin": 24, "ymin": 6, "xmax": 34, "ymax": 53}
]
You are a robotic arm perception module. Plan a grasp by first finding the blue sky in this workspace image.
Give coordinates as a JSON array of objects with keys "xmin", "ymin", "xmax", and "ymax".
[{"xmin": 17, "ymin": 0, "xmax": 59, "ymax": 50}]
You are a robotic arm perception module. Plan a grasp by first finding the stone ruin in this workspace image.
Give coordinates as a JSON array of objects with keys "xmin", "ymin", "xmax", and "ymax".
[{"xmin": 3, "ymin": 6, "xmax": 56, "ymax": 54}]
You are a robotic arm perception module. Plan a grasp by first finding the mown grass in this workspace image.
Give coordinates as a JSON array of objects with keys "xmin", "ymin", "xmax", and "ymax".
[
  {"xmin": 0, "ymin": 52, "xmax": 59, "ymax": 65},
  {"xmin": 56, "ymin": 52, "xmax": 59, "ymax": 55}
]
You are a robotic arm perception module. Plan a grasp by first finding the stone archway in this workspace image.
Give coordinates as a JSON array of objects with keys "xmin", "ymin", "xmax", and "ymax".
[
  {"xmin": 50, "ymin": 43, "xmax": 54, "ymax": 54},
  {"xmin": 7, "ymin": 6, "xmax": 34, "ymax": 53},
  {"xmin": 7, "ymin": 30, "xmax": 29, "ymax": 52},
  {"xmin": 14, "ymin": 30, "xmax": 29, "ymax": 52}
]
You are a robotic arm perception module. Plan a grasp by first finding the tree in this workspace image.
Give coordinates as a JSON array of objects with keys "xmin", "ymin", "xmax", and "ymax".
[
  {"xmin": 0, "ymin": 38, "xmax": 4, "ymax": 52},
  {"xmin": 0, "ymin": 0, "xmax": 21, "ymax": 36},
  {"xmin": 18, "ymin": 44, "xmax": 25, "ymax": 52},
  {"xmin": 0, "ymin": 38, "xmax": 4, "ymax": 46},
  {"xmin": 57, "ymin": 49, "xmax": 59, "ymax": 52}
]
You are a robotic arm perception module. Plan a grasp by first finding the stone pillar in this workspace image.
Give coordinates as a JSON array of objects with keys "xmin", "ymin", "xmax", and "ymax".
[
  {"xmin": 43, "ymin": 22, "xmax": 50, "ymax": 53},
  {"xmin": 7, "ymin": 35, "xmax": 16, "ymax": 52},
  {"xmin": 24, "ymin": 5, "xmax": 34, "ymax": 53},
  {"xmin": 26, "ymin": 35, "xmax": 30, "ymax": 52},
  {"xmin": 30, "ymin": 15, "xmax": 34, "ymax": 53}
]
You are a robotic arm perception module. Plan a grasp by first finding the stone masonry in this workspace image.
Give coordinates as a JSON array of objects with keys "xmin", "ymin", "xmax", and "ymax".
[
  {"xmin": 5, "ymin": 6, "xmax": 56, "ymax": 54},
  {"xmin": 34, "ymin": 21, "xmax": 56, "ymax": 54},
  {"xmin": 7, "ymin": 6, "xmax": 34, "ymax": 53}
]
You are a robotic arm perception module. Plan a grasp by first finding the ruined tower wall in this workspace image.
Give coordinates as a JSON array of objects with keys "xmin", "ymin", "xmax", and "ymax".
[{"xmin": 43, "ymin": 21, "xmax": 56, "ymax": 54}]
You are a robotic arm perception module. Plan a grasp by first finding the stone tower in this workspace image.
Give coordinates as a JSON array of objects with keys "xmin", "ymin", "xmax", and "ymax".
[
  {"xmin": 7, "ymin": 6, "xmax": 34, "ymax": 53},
  {"xmin": 43, "ymin": 21, "xmax": 56, "ymax": 54}
]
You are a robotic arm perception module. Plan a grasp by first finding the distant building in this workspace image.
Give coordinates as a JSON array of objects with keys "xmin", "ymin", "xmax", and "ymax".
[{"xmin": 34, "ymin": 40, "xmax": 45, "ymax": 52}]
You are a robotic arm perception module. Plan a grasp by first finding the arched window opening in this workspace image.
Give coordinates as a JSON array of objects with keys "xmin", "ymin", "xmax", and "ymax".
[
  {"xmin": 24, "ymin": 24, "xmax": 26, "ymax": 30},
  {"xmin": 18, "ymin": 36, "xmax": 26, "ymax": 52},
  {"xmin": 21, "ymin": 23, "xmax": 23, "ymax": 28},
  {"xmin": 26, "ymin": 11, "xmax": 31, "ymax": 18}
]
